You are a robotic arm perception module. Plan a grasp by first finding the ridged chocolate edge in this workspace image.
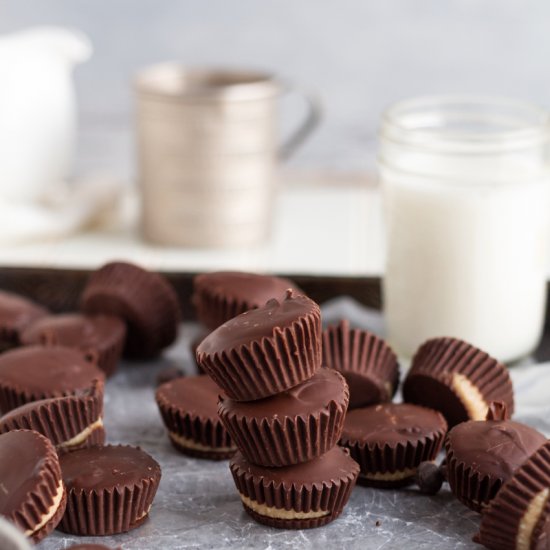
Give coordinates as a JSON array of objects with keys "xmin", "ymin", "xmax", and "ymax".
[
  {"xmin": 341, "ymin": 426, "xmax": 447, "ymax": 488},
  {"xmin": 32, "ymin": 487, "xmax": 67, "ymax": 543},
  {"xmin": 0, "ymin": 380, "xmax": 104, "ymax": 449},
  {"xmin": 219, "ymin": 378, "xmax": 349, "ymax": 467},
  {"xmin": 322, "ymin": 320, "xmax": 399, "ymax": 402},
  {"xmin": 197, "ymin": 303, "xmax": 322, "ymax": 401},
  {"xmin": 58, "ymin": 447, "xmax": 162, "ymax": 535},
  {"xmin": 80, "ymin": 262, "xmax": 181, "ymax": 357},
  {"xmin": 155, "ymin": 390, "xmax": 233, "ymax": 454},
  {"xmin": 230, "ymin": 451, "xmax": 359, "ymax": 518},
  {"xmin": 403, "ymin": 337, "xmax": 514, "ymax": 417},
  {"xmin": 479, "ymin": 441, "xmax": 550, "ymax": 549},
  {"xmin": 6, "ymin": 430, "xmax": 65, "ymax": 538},
  {"xmin": 445, "ymin": 441, "xmax": 503, "ymax": 513}
]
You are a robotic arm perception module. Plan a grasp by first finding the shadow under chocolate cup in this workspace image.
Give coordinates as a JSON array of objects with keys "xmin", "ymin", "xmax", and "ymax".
[
  {"xmin": 197, "ymin": 291, "xmax": 322, "ymax": 401},
  {"xmin": 322, "ymin": 319, "xmax": 399, "ymax": 409},
  {"xmin": 340, "ymin": 402, "xmax": 448, "ymax": 488},
  {"xmin": 219, "ymin": 368, "xmax": 348, "ymax": 467},
  {"xmin": 402, "ymin": 336, "xmax": 514, "ymax": 428},
  {"xmin": 156, "ymin": 375, "xmax": 236, "ymax": 460},
  {"xmin": 230, "ymin": 446, "xmax": 359, "ymax": 529}
]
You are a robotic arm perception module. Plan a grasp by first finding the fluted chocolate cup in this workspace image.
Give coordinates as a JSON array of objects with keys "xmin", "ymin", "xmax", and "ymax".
[
  {"xmin": 340, "ymin": 403, "xmax": 448, "ymax": 488},
  {"xmin": 58, "ymin": 445, "xmax": 161, "ymax": 535},
  {"xmin": 322, "ymin": 320, "xmax": 399, "ymax": 408},
  {"xmin": 219, "ymin": 368, "xmax": 348, "ymax": 467},
  {"xmin": 0, "ymin": 379, "xmax": 105, "ymax": 453},
  {"xmin": 197, "ymin": 290, "xmax": 322, "ymax": 401},
  {"xmin": 230, "ymin": 446, "xmax": 359, "ymax": 529},
  {"xmin": 445, "ymin": 403, "xmax": 546, "ymax": 513},
  {"xmin": 192, "ymin": 271, "xmax": 301, "ymax": 330},
  {"xmin": 403, "ymin": 337, "xmax": 514, "ymax": 427},
  {"xmin": 478, "ymin": 440, "xmax": 550, "ymax": 550}
]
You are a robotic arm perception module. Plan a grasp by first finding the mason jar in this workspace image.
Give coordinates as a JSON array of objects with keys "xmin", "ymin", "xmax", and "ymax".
[{"xmin": 379, "ymin": 95, "xmax": 550, "ymax": 362}]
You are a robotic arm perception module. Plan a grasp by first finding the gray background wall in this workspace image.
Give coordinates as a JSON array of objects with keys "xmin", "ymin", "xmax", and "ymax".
[{"xmin": 2, "ymin": 1, "xmax": 550, "ymax": 180}]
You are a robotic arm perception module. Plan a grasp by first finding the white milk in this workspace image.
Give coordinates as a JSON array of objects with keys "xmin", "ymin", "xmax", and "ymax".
[{"xmin": 379, "ymin": 96, "xmax": 550, "ymax": 362}]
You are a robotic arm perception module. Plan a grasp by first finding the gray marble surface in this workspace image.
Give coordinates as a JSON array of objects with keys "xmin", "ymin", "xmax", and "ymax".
[{"xmin": 37, "ymin": 301, "xmax": 550, "ymax": 550}]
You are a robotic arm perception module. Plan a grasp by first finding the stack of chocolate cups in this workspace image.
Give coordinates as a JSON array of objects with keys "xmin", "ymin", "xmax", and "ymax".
[{"xmin": 197, "ymin": 291, "xmax": 359, "ymax": 529}]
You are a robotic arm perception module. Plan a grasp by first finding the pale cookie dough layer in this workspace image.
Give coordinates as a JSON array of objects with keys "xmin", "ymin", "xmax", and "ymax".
[
  {"xmin": 516, "ymin": 488, "xmax": 550, "ymax": 550},
  {"xmin": 360, "ymin": 466, "xmax": 418, "ymax": 481},
  {"xmin": 451, "ymin": 373, "xmax": 488, "ymax": 421},
  {"xmin": 240, "ymin": 494, "xmax": 328, "ymax": 520},
  {"xmin": 58, "ymin": 417, "xmax": 104, "ymax": 450},
  {"xmin": 169, "ymin": 431, "xmax": 236, "ymax": 454},
  {"xmin": 25, "ymin": 479, "xmax": 64, "ymax": 537}
]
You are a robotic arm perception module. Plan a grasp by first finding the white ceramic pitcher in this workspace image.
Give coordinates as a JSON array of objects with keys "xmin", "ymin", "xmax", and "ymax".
[{"xmin": 0, "ymin": 27, "xmax": 91, "ymax": 202}]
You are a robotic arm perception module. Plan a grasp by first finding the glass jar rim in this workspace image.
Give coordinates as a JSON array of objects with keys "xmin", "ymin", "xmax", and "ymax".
[{"xmin": 380, "ymin": 95, "xmax": 550, "ymax": 153}]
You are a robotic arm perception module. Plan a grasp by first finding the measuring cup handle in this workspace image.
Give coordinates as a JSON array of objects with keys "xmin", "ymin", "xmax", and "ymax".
[{"xmin": 278, "ymin": 84, "xmax": 322, "ymax": 160}]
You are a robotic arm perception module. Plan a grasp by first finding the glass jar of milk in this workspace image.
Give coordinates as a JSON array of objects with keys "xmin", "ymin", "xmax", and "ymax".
[{"xmin": 379, "ymin": 96, "xmax": 550, "ymax": 362}]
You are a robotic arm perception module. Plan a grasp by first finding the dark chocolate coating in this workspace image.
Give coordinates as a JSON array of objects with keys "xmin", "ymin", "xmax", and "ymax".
[
  {"xmin": 445, "ymin": 418, "xmax": 546, "ymax": 512},
  {"xmin": 156, "ymin": 366, "xmax": 185, "ymax": 387},
  {"xmin": 156, "ymin": 375, "xmax": 233, "ymax": 459},
  {"xmin": 0, "ymin": 346, "xmax": 105, "ymax": 413},
  {"xmin": 342, "ymin": 403, "xmax": 447, "ymax": 447},
  {"xmin": 193, "ymin": 271, "xmax": 299, "ymax": 330},
  {"xmin": 416, "ymin": 461, "xmax": 445, "ymax": 495},
  {"xmin": 157, "ymin": 375, "xmax": 221, "ymax": 420},
  {"xmin": 0, "ymin": 430, "xmax": 64, "ymax": 542},
  {"xmin": 80, "ymin": 261, "xmax": 181, "ymax": 359},
  {"xmin": 219, "ymin": 368, "xmax": 349, "ymax": 467},
  {"xmin": 197, "ymin": 292, "xmax": 322, "ymax": 401},
  {"xmin": 0, "ymin": 290, "xmax": 47, "ymax": 349},
  {"xmin": 20, "ymin": 313, "xmax": 126, "ymax": 377},
  {"xmin": 219, "ymin": 367, "xmax": 347, "ymax": 419},
  {"xmin": 61, "ymin": 445, "xmax": 160, "ymax": 491},
  {"xmin": 198, "ymin": 292, "xmax": 318, "ymax": 353}
]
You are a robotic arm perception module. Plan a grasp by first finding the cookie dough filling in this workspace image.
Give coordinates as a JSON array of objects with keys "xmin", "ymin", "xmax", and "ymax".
[
  {"xmin": 25, "ymin": 479, "xmax": 64, "ymax": 537},
  {"xmin": 516, "ymin": 488, "xmax": 549, "ymax": 550},
  {"xmin": 168, "ymin": 431, "xmax": 236, "ymax": 454},
  {"xmin": 451, "ymin": 373, "xmax": 488, "ymax": 421},
  {"xmin": 240, "ymin": 495, "xmax": 328, "ymax": 520}
]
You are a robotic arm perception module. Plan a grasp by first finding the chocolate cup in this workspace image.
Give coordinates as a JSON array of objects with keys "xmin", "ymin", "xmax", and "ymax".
[
  {"xmin": 445, "ymin": 417, "xmax": 547, "ymax": 513},
  {"xmin": 0, "ymin": 379, "xmax": 105, "ymax": 452},
  {"xmin": 0, "ymin": 290, "xmax": 48, "ymax": 351},
  {"xmin": 156, "ymin": 375, "xmax": 235, "ymax": 461},
  {"xmin": 58, "ymin": 445, "xmax": 162, "ymax": 536},
  {"xmin": 192, "ymin": 271, "xmax": 301, "ymax": 330},
  {"xmin": 402, "ymin": 337, "xmax": 514, "ymax": 428},
  {"xmin": 340, "ymin": 403, "xmax": 448, "ymax": 489},
  {"xmin": 322, "ymin": 320, "xmax": 399, "ymax": 408},
  {"xmin": 20, "ymin": 314, "xmax": 126, "ymax": 378},
  {"xmin": 80, "ymin": 261, "xmax": 181, "ymax": 359},
  {"xmin": 219, "ymin": 369, "xmax": 349, "ymax": 467},
  {"xmin": 479, "ymin": 441, "xmax": 550, "ymax": 550},
  {"xmin": 0, "ymin": 430, "xmax": 66, "ymax": 543},
  {"xmin": 0, "ymin": 346, "xmax": 105, "ymax": 414},
  {"xmin": 197, "ymin": 292, "xmax": 322, "ymax": 401},
  {"xmin": 230, "ymin": 446, "xmax": 359, "ymax": 530}
]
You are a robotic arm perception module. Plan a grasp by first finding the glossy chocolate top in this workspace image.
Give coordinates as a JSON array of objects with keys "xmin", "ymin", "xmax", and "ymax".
[
  {"xmin": 156, "ymin": 375, "xmax": 222, "ymax": 419},
  {"xmin": 60, "ymin": 445, "xmax": 160, "ymax": 491},
  {"xmin": 230, "ymin": 445, "xmax": 358, "ymax": 486},
  {"xmin": 0, "ymin": 290, "xmax": 47, "ymax": 331},
  {"xmin": 446, "ymin": 419, "xmax": 547, "ymax": 478},
  {"xmin": 194, "ymin": 271, "xmax": 298, "ymax": 306},
  {"xmin": 0, "ymin": 346, "xmax": 104, "ymax": 394},
  {"xmin": 20, "ymin": 313, "xmax": 125, "ymax": 350},
  {"xmin": 341, "ymin": 403, "xmax": 447, "ymax": 447},
  {"xmin": 197, "ymin": 292, "xmax": 319, "ymax": 353},
  {"xmin": 219, "ymin": 368, "xmax": 347, "ymax": 420},
  {"xmin": 0, "ymin": 430, "xmax": 57, "ymax": 516}
]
